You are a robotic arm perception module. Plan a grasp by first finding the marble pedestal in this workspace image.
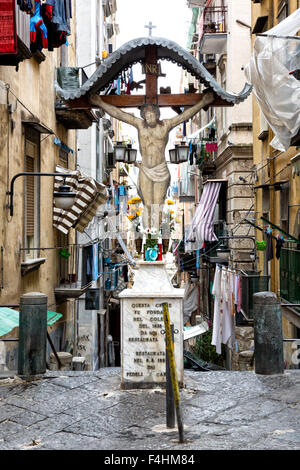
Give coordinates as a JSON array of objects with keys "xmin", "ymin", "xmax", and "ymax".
[{"xmin": 119, "ymin": 261, "xmax": 184, "ymax": 390}]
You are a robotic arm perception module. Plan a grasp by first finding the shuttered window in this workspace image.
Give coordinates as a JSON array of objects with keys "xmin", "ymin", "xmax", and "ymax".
[
  {"xmin": 25, "ymin": 156, "xmax": 35, "ymax": 237},
  {"xmin": 24, "ymin": 134, "xmax": 40, "ymax": 259}
]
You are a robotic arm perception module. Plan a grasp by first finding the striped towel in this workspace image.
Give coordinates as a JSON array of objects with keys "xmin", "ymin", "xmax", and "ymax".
[{"xmin": 53, "ymin": 165, "xmax": 108, "ymax": 234}]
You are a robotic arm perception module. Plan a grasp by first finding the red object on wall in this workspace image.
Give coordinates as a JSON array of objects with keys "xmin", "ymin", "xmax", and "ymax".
[
  {"xmin": 205, "ymin": 142, "xmax": 218, "ymax": 152},
  {"xmin": 157, "ymin": 243, "xmax": 163, "ymax": 261},
  {"xmin": 0, "ymin": 0, "xmax": 17, "ymax": 55}
]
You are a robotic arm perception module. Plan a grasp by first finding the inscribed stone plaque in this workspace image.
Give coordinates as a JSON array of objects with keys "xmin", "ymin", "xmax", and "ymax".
[{"xmin": 119, "ymin": 261, "xmax": 184, "ymax": 389}]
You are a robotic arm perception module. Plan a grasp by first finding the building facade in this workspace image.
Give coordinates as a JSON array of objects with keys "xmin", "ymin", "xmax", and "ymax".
[
  {"xmin": 178, "ymin": 0, "xmax": 255, "ymax": 370},
  {"xmin": 250, "ymin": 0, "xmax": 300, "ymax": 368},
  {"xmin": 0, "ymin": 1, "xmax": 78, "ymax": 369}
]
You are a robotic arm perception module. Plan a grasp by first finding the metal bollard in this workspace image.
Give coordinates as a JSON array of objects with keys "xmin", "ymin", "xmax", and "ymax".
[
  {"xmin": 166, "ymin": 324, "xmax": 175, "ymax": 428},
  {"xmin": 18, "ymin": 292, "xmax": 48, "ymax": 377},
  {"xmin": 253, "ymin": 291, "xmax": 284, "ymax": 375}
]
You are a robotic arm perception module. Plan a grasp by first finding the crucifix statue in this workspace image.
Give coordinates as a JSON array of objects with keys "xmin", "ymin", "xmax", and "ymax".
[
  {"xmin": 89, "ymin": 91, "xmax": 214, "ymax": 228},
  {"xmin": 87, "ymin": 45, "xmax": 216, "ymax": 228}
]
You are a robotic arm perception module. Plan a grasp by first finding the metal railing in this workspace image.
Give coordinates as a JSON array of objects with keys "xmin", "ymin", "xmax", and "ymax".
[
  {"xmin": 280, "ymin": 244, "xmax": 300, "ymax": 305},
  {"xmin": 241, "ymin": 271, "xmax": 270, "ymax": 320},
  {"xmin": 199, "ymin": 6, "xmax": 227, "ymax": 41}
]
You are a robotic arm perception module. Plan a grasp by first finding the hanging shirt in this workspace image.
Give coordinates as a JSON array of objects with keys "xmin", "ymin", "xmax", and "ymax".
[
  {"xmin": 212, "ymin": 267, "xmax": 235, "ymax": 354},
  {"xmin": 211, "ymin": 265, "xmax": 222, "ymax": 354}
]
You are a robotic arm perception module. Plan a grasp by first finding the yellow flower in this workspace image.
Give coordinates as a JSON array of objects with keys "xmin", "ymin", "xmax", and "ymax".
[
  {"xmin": 127, "ymin": 199, "xmax": 133, "ymax": 205},
  {"xmin": 132, "ymin": 196, "xmax": 141, "ymax": 202},
  {"xmin": 166, "ymin": 199, "xmax": 175, "ymax": 205},
  {"xmin": 169, "ymin": 210, "xmax": 174, "ymax": 214},
  {"xmin": 136, "ymin": 210, "xmax": 142, "ymax": 216},
  {"xmin": 128, "ymin": 215, "xmax": 136, "ymax": 220}
]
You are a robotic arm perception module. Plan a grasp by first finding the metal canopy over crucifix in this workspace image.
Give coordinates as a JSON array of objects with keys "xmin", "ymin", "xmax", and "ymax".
[
  {"xmin": 61, "ymin": 37, "xmax": 251, "ymax": 113},
  {"xmin": 57, "ymin": 37, "xmax": 252, "ymax": 227}
]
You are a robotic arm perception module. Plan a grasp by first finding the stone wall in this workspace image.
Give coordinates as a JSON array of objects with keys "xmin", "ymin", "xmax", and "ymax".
[{"xmin": 231, "ymin": 326, "xmax": 254, "ymax": 371}]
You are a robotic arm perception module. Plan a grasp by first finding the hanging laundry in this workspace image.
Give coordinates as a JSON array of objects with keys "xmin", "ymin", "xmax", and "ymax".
[
  {"xmin": 92, "ymin": 244, "xmax": 98, "ymax": 282},
  {"xmin": 189, "ymin": 142, "xmax": 193, "ymax": 165},
  {"xmin": 205, "ymin": 142, "xmax": 218, "ymax": 152},
  {"xmin": 211, "ymin": 265, "xmax": 222, "ymax": 354},
  {"xmin": 211, "ymin": 265, "xmax": 236, "ymax": 355},
  {"xmin": 42, "ymin": 0, "xmax": 71, "ymax": 51},
  {"xmin": 266, "ymin": 232, "xmax": 274, "ymax": 261},
  {"xmin": 30, "ymin": 1, "xmax": 48, "ymax": 52},
  {"xmin": 237, "ymin": 274, "xmax": 242, "ymax": 313},
  {"xmin": 17, "ymin": 0, "xmax": 33, "ymax": 12},
  {"xmin": 275, "ymin": 236, "xmax": 284, "ymax": 259}
]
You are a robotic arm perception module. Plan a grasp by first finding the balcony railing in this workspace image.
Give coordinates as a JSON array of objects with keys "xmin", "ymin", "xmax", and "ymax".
[
  {"xmin": 280, "ymin": 245, "xmax": 300, "ymax": 305},
  {"xmin": 241, "ymin": 271, "xmax": 270, "ymax": 320},
  {"xmin": 200, "ymin": 6, "xmax": 227, "ymax": 38},
  {"xmin": 199, "ymin": 6, "xmax": 228, "ymax": 54}
]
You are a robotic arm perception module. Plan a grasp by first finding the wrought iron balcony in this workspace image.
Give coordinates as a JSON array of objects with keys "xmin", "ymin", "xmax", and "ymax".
[{"xmin": 199, "ymin": 6, "xmax": 228, "ymax": 54}]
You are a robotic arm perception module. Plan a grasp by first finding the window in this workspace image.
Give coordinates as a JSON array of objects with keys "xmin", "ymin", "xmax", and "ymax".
[
  {"xmin": 277, "ymin": 1, "xmax": 289, "ymax": 23},
  {"xmin": 24, "ymin": 135, "xmax": 40, "ymax": 259},
  {"xmin": 280, "ymin": 182, "xmax": 289, "ymax": 232}
]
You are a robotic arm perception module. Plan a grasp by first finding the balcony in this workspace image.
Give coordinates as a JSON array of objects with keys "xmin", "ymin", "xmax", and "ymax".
[
  {"xmin": 54, "ymin": 244, "xmax": 94, "ymax": 299},
  {"xmin": 0, "ymin": 4, "xmax": 32, "ymax": 67},
  {"xmin": 199, "ymin": 6, "xmax": 227, "ymax": 54},
  {"xmin": 55, "ymin": 67, "xmax": 98, "ymax": 129}
]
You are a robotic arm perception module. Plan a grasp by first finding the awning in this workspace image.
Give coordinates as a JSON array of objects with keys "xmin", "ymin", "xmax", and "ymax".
[
  {"xmin": 186, "ymin": 181, "xmax": 221, "ymax": 245},
  {"xmin": 0, "ymin": 308, "xmax": 62, "ymax": 338},
  {"xmin": 53, "ymin": 165, "xmax": 108, "ymax": 234},
  {"xmin": 22, "ymin": 118, "xmax": 54, "ymax": 135}
]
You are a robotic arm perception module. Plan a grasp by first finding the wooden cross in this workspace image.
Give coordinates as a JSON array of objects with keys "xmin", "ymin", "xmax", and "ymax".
[
  {"xmin": 145, "ymin": 21, "xmax": 156, "ymax": 37},
  {"xmin": 69, "ymin": 45, "xmax": 233, "ymax": 111}
]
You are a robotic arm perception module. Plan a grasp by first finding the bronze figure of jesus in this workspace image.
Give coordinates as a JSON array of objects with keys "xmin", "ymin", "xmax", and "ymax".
[{"xmin": 88, "ymin": 92, "xmax": 214, "ymax": 228}]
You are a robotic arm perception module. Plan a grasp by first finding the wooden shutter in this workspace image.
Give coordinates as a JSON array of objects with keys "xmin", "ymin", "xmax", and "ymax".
[{"xmin": 25, "ymin": 156, "xmax": 35, "ymax": 237}]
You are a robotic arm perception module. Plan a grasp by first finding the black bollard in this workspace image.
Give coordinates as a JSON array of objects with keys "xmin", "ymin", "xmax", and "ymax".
[
  {"xmin": 253, "ymin": 291, "xmax": 284, "ymax": 375},
  {"xmin": 166, "ymin": 324, "xmax": 175, "ymax": 428},
  {"xmin": 18, "ymin": 292, "xmax": 48, "ymax": 377}
]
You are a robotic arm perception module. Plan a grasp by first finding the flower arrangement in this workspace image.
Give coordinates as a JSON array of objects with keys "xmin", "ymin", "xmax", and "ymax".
[{"xmin": 127, "ymin": 196, "xmax": 143, "ymax": 233}]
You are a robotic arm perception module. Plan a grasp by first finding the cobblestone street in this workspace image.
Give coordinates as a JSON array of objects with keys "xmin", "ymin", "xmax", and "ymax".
[{"xmin": 0, "ymin": 368, "xmax": 299, "ymax": 451}]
